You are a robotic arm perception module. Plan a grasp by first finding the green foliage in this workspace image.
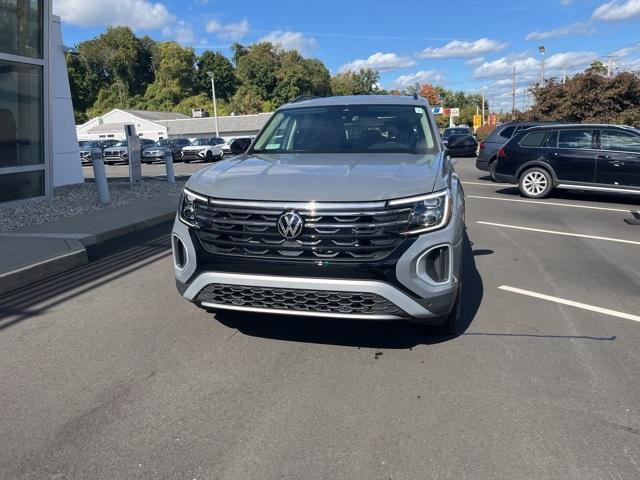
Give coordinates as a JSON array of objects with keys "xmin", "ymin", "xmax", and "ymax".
[
  {"xmin": 235, "ymin": 42, "xmax": 280, "ymax": 100},
  {"xmin": 196, "ymin": 51, "xmax": 237, "ymax": 100},
  {"xmin": 331, "ymin": 69, "xmax": 380, "ymax": 96},
  {"xmin": 229, "ymin": 86, "xmax": 264, "ymax": 114}
]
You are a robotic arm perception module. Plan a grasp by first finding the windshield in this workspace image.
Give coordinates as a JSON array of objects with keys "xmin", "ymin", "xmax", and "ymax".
[
  {"xmin": 443, "ymin": 128, "xmax": 469, "ymax": 138},
  {"xmin": 252, "ymin": 105, "xmax": 438, "ymax": 154},
  {"xmin": 114, "ymin": 141, "xmax": 127, "ymax": 147},
  {"xmin": 191, "ymin": 138, "xmax": 212, "ymax": 146},
  {"xmin": 152, "ymin": 140, "xmax": 170, "ymax": 147},
  {"xmin": 82, "ymin": 141, "xmax": 100, "ymax": 148}
]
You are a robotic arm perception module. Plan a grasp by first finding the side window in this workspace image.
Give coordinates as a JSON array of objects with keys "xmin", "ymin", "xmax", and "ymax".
[
  {"xmin": 499, "ymin": 126, "xmax": 516, "ymax": 139},
  {"xmin": 600, "ymin": 130, "xmax": 640, "ymax": 153},
  {"xmin": 520, "ymin": 131, "xmax": 547, "ymax": 148},
  {"xmin": 558, "ymin": 130, "xmax": 593, "ymax": 149},
  {"xmin": 543, "ymin": 131, "xmax": 558, "ymax": 148}
]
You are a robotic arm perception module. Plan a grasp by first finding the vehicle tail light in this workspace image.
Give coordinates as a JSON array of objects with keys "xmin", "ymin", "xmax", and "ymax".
[
  {"xmin": 497, "ymin": 147, "xmax": 506, "ymax": 158},
  {"xmin": 480, "ymin": 142, "xmax": 486, "ymax": 150}
]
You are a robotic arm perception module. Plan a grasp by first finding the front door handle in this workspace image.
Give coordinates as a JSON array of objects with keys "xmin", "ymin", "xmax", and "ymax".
[{"xmin": 609, "ymin": 160, "xmax": 624, "ymax": 167}]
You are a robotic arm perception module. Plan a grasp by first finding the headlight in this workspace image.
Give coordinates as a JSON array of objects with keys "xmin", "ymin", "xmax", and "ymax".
[
  {"xmin": 179, "ymin": 188, "xmax": 208, "ymax": 228},
  {"xmin": 388, "ymin": 189, "xmax": 452, "ymax": 236}
]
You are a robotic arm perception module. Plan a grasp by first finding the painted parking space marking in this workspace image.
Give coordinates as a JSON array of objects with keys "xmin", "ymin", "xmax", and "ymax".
[
  {"xmin": 461, "ymin": 181, "xmax": 499, "ymax": 187},
  {"xmin": 499, "ymin": 286, "xmax": 640, "ymax": 323},
  {"xmin": 468, "ymin": 195, "xmax": 633, "ymax": 214},
  {"xmin": 477, "ymin": 221, "xmax": 640, "ymax": 246}
]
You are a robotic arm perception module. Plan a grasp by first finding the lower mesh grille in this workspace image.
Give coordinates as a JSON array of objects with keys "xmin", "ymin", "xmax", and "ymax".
[{"xmin": 196, "ymin": 284, "xmax": 406, "ymax": 317}]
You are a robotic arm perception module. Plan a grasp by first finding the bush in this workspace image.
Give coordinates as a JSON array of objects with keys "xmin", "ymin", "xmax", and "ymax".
[{"xmin": 474, "ymin": 124, "xmax": 494, "ymax": 142}]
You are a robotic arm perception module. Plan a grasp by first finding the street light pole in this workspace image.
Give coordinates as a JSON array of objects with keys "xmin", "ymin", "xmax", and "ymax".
[
  {"xmin": 207, "ymin": 71, "xmax": 220, "ymax": 138},
  {"xmin": 538, "ymin": 46, "xmax": 546, "ymax": 84}
]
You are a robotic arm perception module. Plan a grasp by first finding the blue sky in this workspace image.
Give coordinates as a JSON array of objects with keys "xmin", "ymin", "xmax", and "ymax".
[{"xmin": 54, "ymin": 0, "xmax": 640, "ymax": 110}]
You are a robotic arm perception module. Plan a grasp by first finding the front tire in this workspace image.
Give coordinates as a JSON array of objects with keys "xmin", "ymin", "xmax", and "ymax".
[
  {"xmin": 519, "ymin": 167, "xmax": 553, "ymax": 198},
  {"xmin": 206, "ymin": 151, "xmax": 214, "ymax": 162}
]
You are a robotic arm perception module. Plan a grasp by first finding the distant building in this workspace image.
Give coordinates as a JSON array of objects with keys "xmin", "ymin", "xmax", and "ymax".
[
  {"xmin": 76, "ymin": 109, "xmax": 273, "ymax": 142},
  {"xmin": 1, "ymin": 1, "xmax": 81, "ymax": 204}
]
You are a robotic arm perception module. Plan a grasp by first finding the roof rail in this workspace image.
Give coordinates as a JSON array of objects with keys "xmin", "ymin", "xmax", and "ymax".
[
  {"xmin": 291, "ymin": 95, "xmax": 319, "ymax": 103},
  {"xmin": 413, "ymin": 92, "xmax": 419, "ymax": 100}
]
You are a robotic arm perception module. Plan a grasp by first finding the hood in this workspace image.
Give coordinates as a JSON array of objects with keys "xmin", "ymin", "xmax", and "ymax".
[
  {"xmin": 186, "ymin": 153, "xmax": 445, "ymax": 202},
  {"xmin": 183, "ymin": 145, "xmax": 212, "ymax": 151},
  {"xmin": 105, "ymin": 147, "xmax": 127, "ymax": 153}
]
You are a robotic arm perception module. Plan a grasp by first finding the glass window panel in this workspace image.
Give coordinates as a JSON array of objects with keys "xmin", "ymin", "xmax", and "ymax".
[
  {"xmin": 0, "ymin": 0, "xmax": 43, "ymax": 58},
  {"xmin": 0, "ymin": 169, "xmax": 43, "ymax": 202},
  {"xmin": 601, "ymin": 130, "xmax": 640, "ymax": 153},
  {"xmin": 521, "ymin": 131, "xmax": 547, "ymax": 147},
  {"xmin": 0, "ymin": 59, "xmax": 43, "ymax": 168},
  {"xmin": 558, "ymin": 130, "xmax": 593, "ymax": 149}
]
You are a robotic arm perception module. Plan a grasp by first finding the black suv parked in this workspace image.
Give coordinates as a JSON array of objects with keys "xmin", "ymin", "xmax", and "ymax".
[
  {"xmin": 476, "ymin": 121, "xmax": 562, "ymax": 180},
  {"xmin": 493, "ymin": 124, "xmax": 640, "ymax": 198}
]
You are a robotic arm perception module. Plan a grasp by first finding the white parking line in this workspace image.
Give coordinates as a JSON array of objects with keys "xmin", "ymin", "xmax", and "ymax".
[
  {"xmin": 468, "ymin": 195, "xmax": 632, "ymax": 213},
  {"xmin": 499, "ymin": 286, "xmax": 640, "ymax": 323},
  {"xmin": 461, "ymin": 181, "xmax": 497, "ymax": 187},
  {"xmin": 477, "ymin": 221, "xmax": 640, "ymax": 246}
]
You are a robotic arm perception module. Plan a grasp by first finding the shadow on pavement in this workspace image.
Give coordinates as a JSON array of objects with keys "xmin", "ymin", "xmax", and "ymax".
[
  {"xmin": 217, "ymin": 235, "xmax": 484, "ymax": 349},
  {"xmin": 0, "ymin": 222, "xmax": 173, "ymax": 330}
]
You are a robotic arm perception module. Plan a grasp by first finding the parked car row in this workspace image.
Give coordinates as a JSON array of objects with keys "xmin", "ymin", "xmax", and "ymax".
[
  {"xmin": 479, "ymin": 123, "xmax": 640, "ymax": 199},
  {"xmin": 79, "ymin": 136, "xmax": 255, "ymax": 165}
]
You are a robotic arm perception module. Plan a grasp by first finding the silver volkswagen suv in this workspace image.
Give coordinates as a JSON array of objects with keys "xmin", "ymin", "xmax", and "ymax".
[{"xmin": 171, "ymin": 95, "xmax": 465, "ymax": 331}]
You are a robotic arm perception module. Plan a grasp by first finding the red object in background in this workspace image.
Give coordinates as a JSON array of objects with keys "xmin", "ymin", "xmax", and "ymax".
[{"xmin": 480, "ymin": 142, "xmax": 486, "ymax": 150}]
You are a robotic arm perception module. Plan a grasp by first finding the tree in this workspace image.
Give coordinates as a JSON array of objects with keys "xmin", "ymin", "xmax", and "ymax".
[
  {"xmin": 142, "ymin": 42, "xmax": 197, "ymax": 110},
  {"xmin": 196, "ymin": 51, "xmax": 237, "ymax": 100},
  {"xmin": 331, "ymin": 69, "xmax": 380, "ymax": 96},
  {"xmin": 229, "ymin": 86, "xmax": 264, "ymax": 114},
  {"xmin": 419, "ymin": 84, "xmax": 441, "ymax": 105},
  {"xmin": 272, "ymin": 51, "xmax": 331, "ymax": 106},
  {"xmin": 173, "ymin": 94, "xmax": 230, "ymax": 117},
  {"xmin": 235, "ymin": 42, "xmax": 280, "ymax": 100}
]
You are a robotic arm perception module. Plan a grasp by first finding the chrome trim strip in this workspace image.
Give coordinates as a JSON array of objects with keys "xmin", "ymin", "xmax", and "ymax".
[
  {"xmin": 208, "ymin": 199, "xmax": 387, "ymax": 210},
  {"xmin": 387, "ymin": 189, "xmax": 448, "ymax": 206},
  {"xmin": 183, "ymin": 272, "xmax": 435, "ymax": 319},
  {"xmin": 200, "ymin": 302, "xmax": 405, "ymax": 321},
  {"xmin": 557, "ymin": 184, "xmax": 640, "ymax": 195}
]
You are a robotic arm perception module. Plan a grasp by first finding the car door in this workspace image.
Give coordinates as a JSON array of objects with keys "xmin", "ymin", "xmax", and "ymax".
[
  {"xmin": 550, "ymin": 129, "xmax": 597, "ymax": 183},
  {"xmin": 595, "ymin": 128, "xmax": 640, "ymax": 188}
]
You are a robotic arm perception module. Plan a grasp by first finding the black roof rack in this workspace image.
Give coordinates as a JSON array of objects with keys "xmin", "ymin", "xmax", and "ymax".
[{"xmin": 291, "ymin": 95, "xmax": 319, "ymax": 103}]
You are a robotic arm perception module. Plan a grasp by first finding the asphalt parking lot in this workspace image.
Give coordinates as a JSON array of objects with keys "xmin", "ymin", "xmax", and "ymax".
[{"xmin": 2, "ymin": 157, "xmax": 639, "ymax": 479}]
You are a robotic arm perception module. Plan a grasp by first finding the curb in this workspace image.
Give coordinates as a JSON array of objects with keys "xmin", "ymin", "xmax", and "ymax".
[
  {"xmin": 0, "ymin": 246, "xmax": 88, "ymax": 296},
  {"xmin": 0, "ymin": 212, "xmax": 176, "ymax": 297}
]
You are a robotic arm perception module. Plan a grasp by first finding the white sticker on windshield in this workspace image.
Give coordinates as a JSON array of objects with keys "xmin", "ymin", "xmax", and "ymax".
[
  {"xmin": 265, "ymin": 144, "xmax": 281, "ymax": 150},
  {"xmin": 415, "ymin": 107, "xmax": 422, "ymax": 114}
]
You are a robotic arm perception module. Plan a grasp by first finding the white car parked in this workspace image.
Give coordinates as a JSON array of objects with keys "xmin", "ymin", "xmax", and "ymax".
[{"xmin": 181, "ymin": 137, "xmax": 225, "ymax": 163}]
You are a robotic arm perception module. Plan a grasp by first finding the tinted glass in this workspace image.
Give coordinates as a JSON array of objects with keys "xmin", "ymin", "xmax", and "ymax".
[
  {"xmin": 192, "ymin": 138, "xmax": 211, "ymax": 146},
  {"xmin": 253, "ymin": 105, "xmax": 438, "ymax": 154},
  {"xmin": 0, "ymin": 60, "xmax": 43, "ymax": 168},
  {"xmin": 0, "ymin": 169, "xmax": 44, "ymax": 202},
  {"xmin": 543, "ymin": 131, "xmax": 558, "ymax": 148},
  {"xmin": 0, "ymin": 0, "xmax": 43, "ymax": 58},
  {"xmin": 114, "ymin": 141, "xmax": 127, "ymax": 147},
  {"xmin": 558, "ymin": 130, "xmax": 593, "ymax": 149},
  {"xmin": 600, "ymin": 130, "xmax": 640, "ymax": 153},
  {"xmin": 521, "ymin": 131, "xmax": 547, "ymax": 147},
  {"xmin": 499, "ymin": 126, "xmax": 516, "ymax": 139}
]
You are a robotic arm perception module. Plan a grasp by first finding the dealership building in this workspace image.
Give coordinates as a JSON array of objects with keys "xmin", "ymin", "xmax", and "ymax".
[
  {"xmin": 76, "ymin": 110, "xmax": 273, "ymax": 142},
  {"xmin": 0, "ymin": 0, "xmax": 81, "ymax": 204}
]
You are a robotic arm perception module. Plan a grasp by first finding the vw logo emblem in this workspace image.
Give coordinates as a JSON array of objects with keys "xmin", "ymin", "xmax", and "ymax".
[{"xmin": 277, "ymin": 211, "xmax": 304, "ymax": 240}]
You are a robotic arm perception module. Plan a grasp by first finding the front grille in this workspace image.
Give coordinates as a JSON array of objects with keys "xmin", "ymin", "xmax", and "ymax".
[
  {"xmin": 196, "ymin": 284, "xmax": 406, "ymax": 317},
  {"xmin": 193, "ymin": 199, "xmax": 412, "ymax": 262},
  {"xmin": 182, "ymin": 150, "xmax": 204, "ymax": 160}
]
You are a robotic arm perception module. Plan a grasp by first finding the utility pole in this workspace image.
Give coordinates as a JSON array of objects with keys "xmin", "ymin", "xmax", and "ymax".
[
  {"xmin": 538, "ymin": 45, "xmax": 546, "ymax": 84},
  {"xmin": 563, "ymin": 67, "xmax": 567, "ymax": 84},
  {"xmin": 512, "ymin": 66, "xmax": 516, "ymax": 118},
  {"xmin": 481, "ymin": 86, "xmax": 486, "ymax": 124},
  {"xmin": 206, "ymin": 71, "xmax": 220, "ymax": 137}
]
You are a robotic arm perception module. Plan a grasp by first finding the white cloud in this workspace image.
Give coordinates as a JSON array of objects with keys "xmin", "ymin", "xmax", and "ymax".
[
  {"xmin": 162, "ymin": 20, "xmax": 195, "ymax": 44},
  {"xmin": 391, "ymin": 70, "xmax": 445, "ymax": 89},
  {"xmin": 258, "ymin": 31, "xmax": 317, "ymax": 53},
  {"xmin": 339, "ymin": 52, "xmax": 416, "ymax": 73},
  {"xmin": 561, "ymin": 0, "xmax": 573, "ymax": 5},
  {"xmin": 610, "ymin": 41, "xmax": 640, "ymax": 57},
  {"xmin": 465, "ymin": 57, "xmax": 485, "ymax": 66},
  {"xmin": 592, "ymin": 0, "xmax": 640, "ymax": 21},
  {"xmin": 53, "ymin": 0, "xmax": 173, "ymax": 30},
  {"xmin": 472, "ymin": 51, "xmax": 597, "ymax": 78},
  {"xmin": 526, "ymin": 21, "xmax": 594, "ymax": 40},
  {"xmin": 417, "ymin": 38, "xmax": 507, "ymax": 59},
  {"xmin": 205, "ymin": 19, "xmax": 250, "ymax": 41}
]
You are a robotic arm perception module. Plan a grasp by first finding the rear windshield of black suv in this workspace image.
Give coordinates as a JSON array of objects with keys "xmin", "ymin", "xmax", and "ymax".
[{"xmin": 252, "ymin": 105, "xmax": 438, "ymax": 154}]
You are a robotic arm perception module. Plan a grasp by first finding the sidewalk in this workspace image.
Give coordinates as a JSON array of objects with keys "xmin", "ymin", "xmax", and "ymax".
[{"xmin": 0, "ymin": 196, "xmax": 179, "ymax": 296}]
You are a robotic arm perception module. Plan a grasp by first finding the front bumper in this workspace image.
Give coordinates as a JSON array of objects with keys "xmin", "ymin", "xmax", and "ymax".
[{"xmin": 171, "ymin": 207, "xmax": 464, "ymax": 322}]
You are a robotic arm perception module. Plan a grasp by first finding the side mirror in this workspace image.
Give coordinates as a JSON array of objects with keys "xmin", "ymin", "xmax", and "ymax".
[{"xmin": 230, "ymin": 138, "xmax": 252, "ymax": 154}]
